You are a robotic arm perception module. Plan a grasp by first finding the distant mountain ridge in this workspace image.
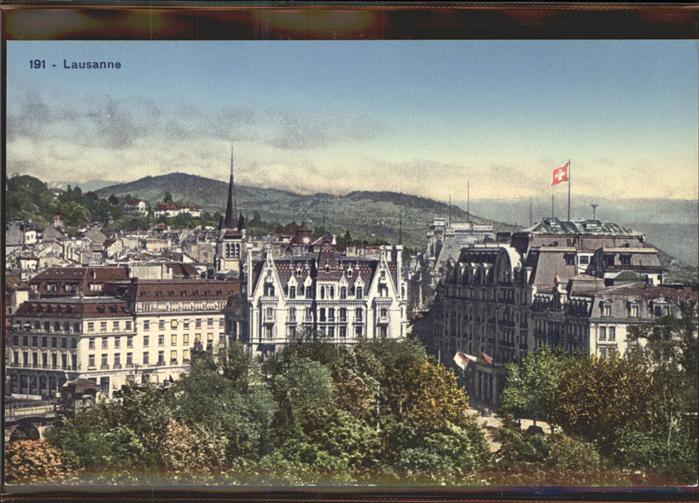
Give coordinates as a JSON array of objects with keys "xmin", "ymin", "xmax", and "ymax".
[{"xmin": 95, "ymin": 172, "xmax": 519, "ymax": 248}]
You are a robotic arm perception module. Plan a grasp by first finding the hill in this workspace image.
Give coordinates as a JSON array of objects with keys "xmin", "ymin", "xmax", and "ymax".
[{"xmin": 95, "ymin": 172, "xmax": 518, "ymax": 248}]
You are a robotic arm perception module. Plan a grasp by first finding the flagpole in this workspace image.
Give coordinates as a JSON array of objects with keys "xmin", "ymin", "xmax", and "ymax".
[{"xmin": 567, "ymin": 159, "xmax": 571, "ymax": 221}]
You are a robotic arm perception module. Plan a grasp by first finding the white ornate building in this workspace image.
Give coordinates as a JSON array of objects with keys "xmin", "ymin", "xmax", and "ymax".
[{"xmin": 244, "ymin": 235, "xmax": 407, "ymax": 358}]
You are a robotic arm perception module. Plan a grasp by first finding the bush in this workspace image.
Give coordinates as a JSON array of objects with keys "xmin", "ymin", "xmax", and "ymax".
[
  {"xmin": 5, "ymin": 440, "xmax": 76, "ymax": 483},
  {"xmin": 546, "ymin": 433, "xmax": 601, "ymax": 472},
  {"xmin": 612, "ymin": 427, "xmax": 698, "ymax": 483}
]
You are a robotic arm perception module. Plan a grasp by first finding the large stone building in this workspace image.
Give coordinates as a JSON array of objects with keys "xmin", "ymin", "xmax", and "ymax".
[
  {"xmin": 244, "ymin": 235, "xmax": 407, "ymax": 358},
  {"xmin": 5, "ymin": 278, "xmax": 241, "ymax": 399},
  {"xmin": 430, "ymin": 217, "xmax": 687, "ymax": 406},
  {"xmin": 408, "ymin": 217, "xmax": 496, "ymax": 314}
]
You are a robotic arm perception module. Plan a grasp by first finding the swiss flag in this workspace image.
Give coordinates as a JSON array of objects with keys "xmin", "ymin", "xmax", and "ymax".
[
  {"xmin": 551, "ymin": 162, "xmax": 570, "ymax": 186},
  {"xmin": 481, "ymin": 352, "xmax": 494, "ymax": 366}
]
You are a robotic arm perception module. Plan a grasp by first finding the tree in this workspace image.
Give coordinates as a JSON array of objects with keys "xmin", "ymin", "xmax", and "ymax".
[
  {"xmin": 552, "ymin": 354, "xmax": 656, "ymax": 453},
  {"xmin": 500, "ymin": 347, "xmax": 569, "ymax": 427},
  {"xmin": 270, "ymin": 357, "xmax": 336, "ymax": 442},
  {"xmin": 163, "ymin": 191, "xmax": 173, "ymax": 203},
  {"xmin": 107, "ymin": 194, "xmax": 120, "ymax": 205}
]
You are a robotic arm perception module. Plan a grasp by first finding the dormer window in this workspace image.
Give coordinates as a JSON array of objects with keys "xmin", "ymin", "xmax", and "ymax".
[
  {"xmin": 347, "ymin": 268, "xmax": 353, "ymax": 278},
  {"xmin": 628, "ymin": 303, "xmax": 639, "ymax": 318},
  {"xmin": 325, "ymin": 264, "xmax": 330, "ymax": 273}
]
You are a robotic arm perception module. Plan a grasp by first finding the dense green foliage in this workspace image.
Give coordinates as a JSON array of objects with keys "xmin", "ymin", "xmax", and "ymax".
[
  {"xmin": 34, "ymin": 341, "xmax": 489, "ymax": 485},
  {"xmin": 499, "ymin": 306, "xmax": 698, "ymax": 484}
]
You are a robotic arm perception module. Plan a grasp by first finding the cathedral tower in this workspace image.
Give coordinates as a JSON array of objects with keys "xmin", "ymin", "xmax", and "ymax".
[{"xmin": 215, "ymin": 145, "xmax": 245, "ymax": 276}]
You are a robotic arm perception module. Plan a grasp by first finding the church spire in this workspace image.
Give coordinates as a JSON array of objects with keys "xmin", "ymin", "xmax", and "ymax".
[{"xmin": 224, "ymin": 144, "xmax": 238, "ymax": 228}]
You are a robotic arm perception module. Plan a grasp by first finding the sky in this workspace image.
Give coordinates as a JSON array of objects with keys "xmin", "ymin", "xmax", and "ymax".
[{"xmin": 6, "ymin": 40, "xmax": 698, "ymax": 201}]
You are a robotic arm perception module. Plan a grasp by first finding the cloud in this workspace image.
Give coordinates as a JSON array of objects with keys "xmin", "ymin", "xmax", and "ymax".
[
  {"xmin": 267, "ymin": 110, "xmax": 383, "ymax": 150},
  {"xmin": 5, "ymin": 88, "xmax": 697, "ymax": 201}
]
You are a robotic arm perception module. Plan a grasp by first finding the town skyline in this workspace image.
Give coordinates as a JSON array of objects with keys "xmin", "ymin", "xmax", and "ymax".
[{"xmin": 7, "ymin": 40, "xmax": 698, "ymax": 201}]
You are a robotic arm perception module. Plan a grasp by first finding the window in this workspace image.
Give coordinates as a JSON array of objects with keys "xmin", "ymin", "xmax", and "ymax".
[
  {"xmin": 288, "ymin": 308, "xmax": 296, "ymax": 322},
  {"xmin": 329, "ymin": 308, "xmax": 335, "ymax": 321},
  {"xmin": 319, "ymin": 308, "xmax": 326, "ymax": 322},
  {"xmin": 127, "ymin": 336, "xmax": 133, "ymax": 348},
  {"xmin": 143, "ymin": 335, "xmax": 149, "ymax": 346},
  {"xmin": 183, "ymin": 320, "xmax": 190, "ymax": 330},
  {"xmin": 143, "ymin": 320, "xmax": 150, "ymax": 331},
  {"xmin": 51, "ymin": 353, "xmax": 57, "ymax": 368},
  {"xmin": 608, "ymin": 326, "xmax": 616, "ymax": 341},
  {"xmin": 604, "ymin": 254, "xmax": 615, "ymax": 266},
  {"xmin": 620, "ymin": 254, "xmax": 632, "ymax": 266},
  {"xmin": 564, "ymin": 254, "xmax": 575, "ymax": 266},
  {"xmin": 158, "ymin": 351, "xmax": 165, "ymax": 365},
  {"xmin": 599, "ymin": 347, "xmax": 608, "ymax": 358},
  {"xmin": 126, "ymin": 352, "xmax": 133, "ymax": 366},
  {"xmin": 100, "ymin": 321, "xmax": 107, "ymax": 332},
  {"xmin": 195, "ymin": 319, "xmax": 202, "ymax": 329},
  {"xmin": 89, "ymin": 337, "xmax": 96, "ymax": 349},
  {"xmin": 44, "ymin": 321, "xmax": 51, "ymax": 332},
  {"xmin": 356, "ymin": 286, "xmax": 363, "ymax": 299},
  {"xmin": 339, "ymin": 308, "xmax": 347, "ymax": 322},
  {"xmin": 380, "ymin": 308, "xmax": 387, "ymax": 318},
  {"xmin": 32, "ymin": 335, "xmax": 38, "ymax": 346},
  {"xmin": 13, "ymin": 351, "xmax": 19, "ymax": 364},
  {"xmin": 306, "ymin": 286, "xmax": 312, "ymax": 297},
  {"xmin": 599, "ymin": 326, "xmax": 607, "ymax": 341},
  {"xmin": 88, "ymin": 354, "xmax": 95, "ymax": 368},
  {"xmin": 183, "ymin": 334, "xmax": 189, "ymax": 344},
  {"xmin": 114, "ymin": 353, "xmax": 121, "ymax": 367},
  {"xmin": 171, "ymin": 334, "xmax": 177, "ymax": 345},
  {"xmin": 74, "ymin": 322, "xmax": 81, "ymax": 333},
  {"xmin": 355, "ymin": 326, "xmax": 363, "ymax": 337},
  {"xmin": 112, "ymin": 321, "xmax": 119, "ymax": 331},
  {"xmin": 115, "ymin": 337, "xmax": 121, "ymax": 349},
  {"xmin": 125, "ymin": 320, "xmax": 132, "ymax": 331},
  {"xmin": 355, "ymin": 308, "xmax": 363, "ymax": 322},
  {"xmin": 61, "ymin": 337, "xmax": 67, "ymax": 348},
  {"xmin": 602, "ymin": 303, "xmax": 611, "ymax": 317},
  {"xmin": 287, "ymin": 325, "xmax": 296, "ymax": 338},
  {"xmin": 63, "ymin": 322, "xmax": 70, "ymax": 333},
  {"xmin": 579, "ymin": 255, "xmax": 589, "ymax": 265},
  {"xmin": 102, "ymin": 337, "xmax": 108, "ymax": 349},
  {"xmin": 101, "ymin": 354, "xmax": 108, "ymax": 369},
  {"xmin": 158, "ymin": 335, "xmax": 164, "ymax": 346},
  {"xmin": 264, "ymin": 326, "xmax": 273, "ymax": 340},
  {"xmin": 183, "ymin": 349, "xmax": 190, "ymax": 363},
  {"xmin": 159, "ymin": 320, "xmax": 166, "ymax": 330},
  {"xmin": 143, "ymin": 352, "xmax": 149, "ymax": 365},
  {"xmin": 87, "ymin": 322, "xmax": 94, "ymax": 332},
  {"xmin": 340, "ymin": 326, "xmax": 347, "ymax": 338},
  {"xmin": 328, "ymin": 326, "xmax": 335, "ymax": 338},
  {"xmin": 340, "ymin": 286, "xmax": 347, "ymax": 299},
  {"xmin": 170, "ymin": 350, "xmax": 177, "ymax": 365},
  {"xmin": 629, "ymin": 304, "xmax": 639, "ymax": 317},
  {"xmin": 266, "ymin": 307, "xmax": 274, "ymax": 319},
  {"xmin": 289, "ymin": 286, "xmax": 296, "ymax": 299},
  {"xmin": 71, "ymin": 338, "xmax": 77, "ymax": 349},
  {"xmin": 41, "ymin": 353, "xmax": 47, "ymax": 367}
]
